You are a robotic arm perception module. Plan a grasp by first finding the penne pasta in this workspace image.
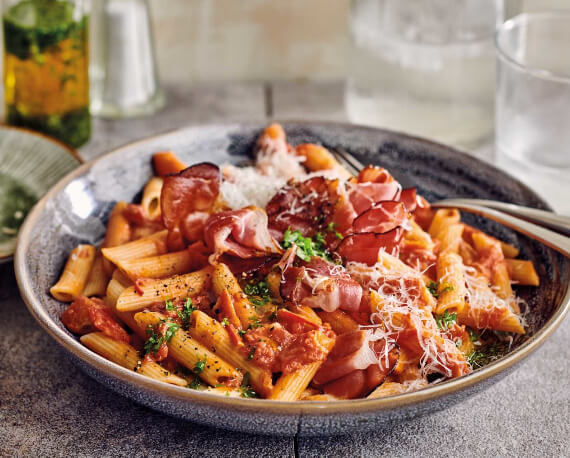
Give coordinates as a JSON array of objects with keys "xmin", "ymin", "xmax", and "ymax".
[
  {"xmin": 212, "ymin": 263, "xmax": 257, "ymax": 329},
  {"xmin": 152, "ymin": 151, "xmax": 187, "ymax": 177},
  {"xmin": 294, "ymin": 143, "xmax": 352, "ymax": 179},
  {"xmin": 102, "ymin": 229, "xmax": 168, "ymax": 270},
  {"xmin": 80, "ymin": 332, "xmax": 187, "ymax": 386},
  {"xmin": 102, "ymin": 201, "xmax": 131, "ymax": 275},
  {"xmin": 134, "ymin": 311, "xmax": 243, "ymax": 387},
  {"xmin": 472, "ymin": 232, "xmax": 513, "ymax": 300},
  {"xmin": 435, "ymin": 252, "xmax": 467, "ymax": 314},
  {"xmin": 116, "ymin": 266, "xmax": 213, "ymax": 312},
  {"xmin": 505, "ymin": 259, "xmax": 540, "ymax": 286},
  {"xmin": 428, "ymin": 209, "xmax": 461, "ymax": 239},
  {"xmin": 51, "ymin": 244, "xmax": 96, "ymax": 302},
  {"xmin": 141, "ymin": 176, "xmax": 163, "ymax": 220},
  {"xmin": 269, "ymin": 330, "xmax": 335, "ymax": 401},
  {"xmin": 82, "ymin": 251, "xmax": 109, "ymax": 297},
  {"xmin": 116, "ymin": 249, "xmax": 196, "ymax": 281},
  {"xmin": 190, "ymin": 310, "xmax": 273, "ymax": 396},
  {"xmin": 437, "ymin": 223, "xmax": 464, "ymax": 254}
]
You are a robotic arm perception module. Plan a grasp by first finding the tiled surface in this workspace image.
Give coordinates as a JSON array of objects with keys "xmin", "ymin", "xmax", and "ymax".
[{"xmin": 2, "ymin": 81, "xmax": 569, "ymax": 457}]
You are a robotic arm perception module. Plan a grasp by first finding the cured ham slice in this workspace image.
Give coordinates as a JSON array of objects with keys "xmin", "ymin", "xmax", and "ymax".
[
  {"xmin": 266, "ymin": 176, "xmax": 336, "ymax": 238},
  {"xmin": 352, "ymin": 201, "xmax": 407, "ymax": 235},
  {"xmin": 204, "ymin": 206, "xmax": 282, "ymax": 260},
  {"xmin": 336, "ymin": 229, "xmax": 403, "ymax": 265},
  {"xmin": 314, "ymin": 329, "xmax": 400, "ymax": 399},
  {"xmin": 161, "ymin": 163, "xmax": 220, "ymax": 250},
  {"xmin": 280, "ymin": 258, "xmax": 363, "ymax": 312}
]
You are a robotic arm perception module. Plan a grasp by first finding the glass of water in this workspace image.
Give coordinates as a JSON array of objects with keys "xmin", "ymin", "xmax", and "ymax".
[
  {"xmin": 495, "ymin": 12, "xmax": 570, "ymax": 213},
  {"xmin": 345, "ymin": 0, "xmax": 500, "ymax": 149},
  {"xmin": 495, "ymin": 12, "xmax": 570, "ymax": 170}
]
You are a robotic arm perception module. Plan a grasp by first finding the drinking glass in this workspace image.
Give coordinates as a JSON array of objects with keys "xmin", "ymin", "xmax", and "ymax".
[
  {"xmin": 3, "ymin": 0, "xmax": 91, "ymax": 148},
  {"xmin": 346, "ymin": 0, "xmax": 500, "ymax": 149},
  {"xmin": 495, "ymin": 13, "xmax": 570, "ymax": 169}
]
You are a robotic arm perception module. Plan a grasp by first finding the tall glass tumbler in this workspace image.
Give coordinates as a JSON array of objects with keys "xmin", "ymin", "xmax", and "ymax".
[
  {"xmin": 346, "ymin": 0, "xmax": 500, "ymax": 150},
  {"xmin": 495, "ymin": 13, "xmax": 570, "ymax": 212}
]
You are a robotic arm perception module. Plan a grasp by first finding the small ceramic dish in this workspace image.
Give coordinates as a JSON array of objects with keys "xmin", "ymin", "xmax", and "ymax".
[
  {"xmin": 14, "ymin": 122, "xmax": 570, "ymax": 436},
  {"xmin": 0, "ymin": 126, "xmax": 82, "ymax": 262}
]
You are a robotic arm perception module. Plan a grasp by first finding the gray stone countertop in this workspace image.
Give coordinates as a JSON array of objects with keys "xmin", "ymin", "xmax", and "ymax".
[{"xmin": 1, "ymin": 82, "xmax": 569, "ymax": 457}]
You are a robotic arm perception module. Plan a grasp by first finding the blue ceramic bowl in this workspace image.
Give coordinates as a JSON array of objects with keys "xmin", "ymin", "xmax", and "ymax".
[{"xmin": 15, "ymin": 122, "xmax": 570, "ymax": 436}]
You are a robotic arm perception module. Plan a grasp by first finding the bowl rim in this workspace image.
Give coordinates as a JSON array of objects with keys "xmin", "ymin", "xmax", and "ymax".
[
  {"xmin": 0, "ymin": 124, "xmax": 83, "ymax": 263},
  {"xmin": 14, "ymin": 120, "xmax": 570, "ymax": 416}
]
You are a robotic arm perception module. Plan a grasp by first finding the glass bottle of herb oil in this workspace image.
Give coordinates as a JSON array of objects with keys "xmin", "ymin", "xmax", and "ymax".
[{"xmin": 3, "ymin": 0, "xmax": 90, "ymax": 148}]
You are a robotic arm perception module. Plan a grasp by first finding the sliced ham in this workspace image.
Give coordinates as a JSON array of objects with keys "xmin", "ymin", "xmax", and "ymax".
[
  {"xmin": 314, "ymin": 329, "xmax": 400, "ymax": 398},
  {"xmin": 266, "ymin": 176, "xmax": 336, "ymax": 239},
  {"xmin": 357, "ymin": 165, "xmax": 395, "ymax": 184},
  {"xmin": 280, "ymin": 258, "xmax": 363, "ymax": 313},
  {"xmin": 399, "ymin": 188, "xmax": 418, "ymax": 212},
  {"xmin": 336, "ymin": 229, "xmax": 403, "ymax": 265},
  {"xmin": 204, "ymin": 206, "xmax": 282, "ymax": 260},
  {"xmin": 161, "ymin": 163, "xmax": 220, "ymax": 250},
  {"xmin": 352, "ymin": 201, "xmax": 407, "ymax": 234}
]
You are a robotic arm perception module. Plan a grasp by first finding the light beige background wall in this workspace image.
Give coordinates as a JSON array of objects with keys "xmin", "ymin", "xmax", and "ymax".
[
  {"xmin": 148, "ymin": 0, "xmax": 350, "ymax": 84},
  {"xmin": 149, "ymin": 0, "xmax": 570, "ymax": 85}
]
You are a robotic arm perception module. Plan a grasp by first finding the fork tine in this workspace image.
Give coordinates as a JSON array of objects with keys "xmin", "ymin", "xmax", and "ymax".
[{"xmin": 331, "ymin": 147, "xmax": 364, "ymax": 176}]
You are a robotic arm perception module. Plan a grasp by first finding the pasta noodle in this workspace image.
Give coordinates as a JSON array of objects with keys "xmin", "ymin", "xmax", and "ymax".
[
  {"xmin": 51, "ymin": 244, "xmax": 96, "ymax": 302},
  {"xmin": 81, "ymin": 332, "xmax": 187, "ymax": 386}
]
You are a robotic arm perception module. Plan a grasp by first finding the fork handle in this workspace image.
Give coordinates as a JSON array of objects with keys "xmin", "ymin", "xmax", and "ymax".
[
  {"xmin": 432, "ymin": 201, "xmax": 570, "ymax": 258},
  {"xmin": 435, "ymin": 199, "xmax": 570, "ymax": 237}
]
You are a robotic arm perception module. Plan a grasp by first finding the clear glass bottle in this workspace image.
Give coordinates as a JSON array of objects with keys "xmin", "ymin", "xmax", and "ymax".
[{"xmin": 3, "ymin": 0, "xmax": 90, "ymax": 148}]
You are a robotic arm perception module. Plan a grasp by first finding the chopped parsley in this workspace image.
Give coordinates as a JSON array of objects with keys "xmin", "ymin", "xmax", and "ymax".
[
  {"xmin": 467, "ymin": 343, "xmax": 506, "ymax": 369},
  {"xmin": 247, "ymin": 347, "xmax": 256, "ymax": 360},
  {"xmin": 468, "ymin": 328, "xmax": 480, "ymax": 342},
  {"xmin": 187, "ymin": 378, "xmax": 201, "ymax": 390},
  {"xmin": 165, "ymin": 297, "xmax": 195, "ymax": 329},
  {"xmin": 238, "ymin": 329, "xmax": 247, "ymax": 336},
  {"xmin": 434, "ymin": 310, "xmax": 457, "ymax": 330},
  {"xmin": 193, "ymin": 356, "xmax": 207, "ymax": 374},
  {"xmin": 249, "ymin": 316, "xmax": 262, "ymax": 329},
  {"xmin": 282, "ymin": 228, "xmax": 333, "ymax": 262},
  {"xmin": 143, "ymin": 321, "xmax": 179, "ymax": 355},
  {"xmin": 427, "ymin": 281, "xmax": 439, "ymax": 297},
  {"xmin": 221, "ymin": 318, "xmax": 230, "ymax": 327},
  {"xmin": 427, "ymin": 281, "xmax": 455, "ymax": 299},
  {"xmin": 240, "ymin": 372, "xmax": 257, "ymax": 398},
  {"xmin": 244, "ymin": 279, "xmax": 272, "ymax": 307},
  {"xmin": 326, "ymin": 221, "xmax": 344, "ymax": 240}
]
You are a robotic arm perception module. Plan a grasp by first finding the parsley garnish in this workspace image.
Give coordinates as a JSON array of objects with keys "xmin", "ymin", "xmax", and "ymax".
[
  {"xmin": 326, "ymin": 222, "xmax": 343, "ymax": 240},
  {"xmin": 282, "ymin": 228, "xmax": 332, "ymax": 262},
  {"xmin": 427, "ymin": 281, "xmax": 455, "ymax": 299},
  {"xmin": 427, "ymin": 281, "xmax": 439, "ymax": 297},
  {"xmin": 249, "ymin": 316, "xmax": 262, "ymax": 329},
  {"xmin": 468, "ymin": 328, "xmax": 480, "ymax": 342},
  {"xmin": 193, "ymin": 356, "xmax": 207, "ymax": 374},
  {"xmin": 221, "ymin": 318, "xmax": 230, "ymax": 327},
  {"xmin": 237, "ymin": 329, "xmax": 247, "ymax": 336},
  {"xmin": 240, "ymin": 372, "xmax": 257, "ymax": 398},
  {"xmin": 187, "ymin": 378, "xmax": 201, "ymax": 389},
  {"xmin": 247, "ymin": 347, "xmax": 256, "ymax": 360},
  {"xmin": 164, "ymin": 297, "xmax": 195, "ymax": 329},
  {"xmin": 434, "ymin": 310, "xmax": 457, "ymax": 330},
  {"xmin": 143, "ymin": 321, "xmax": 179, "ymax": 355},
  {"xmin": 244, "ymin": 279, "xmax": 272, "ymax": 307}
]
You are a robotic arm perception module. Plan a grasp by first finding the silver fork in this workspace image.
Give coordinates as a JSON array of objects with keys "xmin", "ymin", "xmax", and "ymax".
[{"xmin": 331, "ymin": 147, "xmax": 570, "ymax": 258}]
